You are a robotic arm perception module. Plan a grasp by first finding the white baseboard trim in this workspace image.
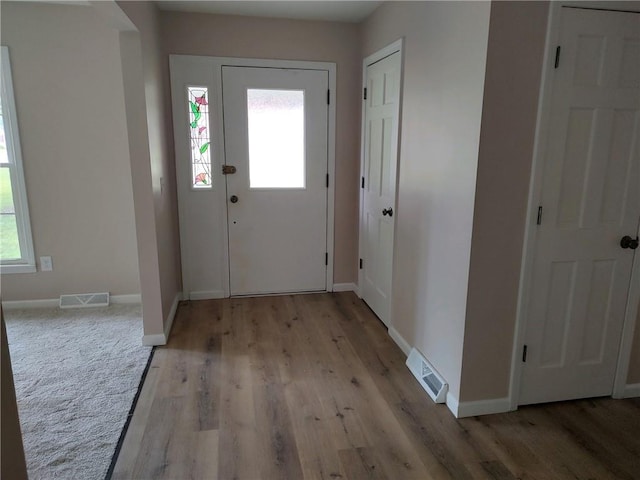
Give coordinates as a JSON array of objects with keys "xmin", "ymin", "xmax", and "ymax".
[
  {"xmin": 447, "ymin": 394, "xmax": 511, "ymax": 418},
  {"xmin": 189, "ymin": 290, "xmax": 225, "ymax": 300},
  {"xmin": 388, "ymin": 326, "xmax": 411, "ymax": 356},
  {"xmin": 446, "ymin": 392, "xmax": 460, "ymax": 417},
  {"xmin": 623, "ymin": 383, "xmax": 640, "ymax": 398},
  {"xmin": 457, "ymin": 397, "xmax": 512, "ymax": 418},
  {"xmin": 2, "ymin": 293, "xmax": 141, "ymax": 310},
  {"xmin": 142, "ymin": 292, "xmax": 183, "ymax": 347},
  {"xmin": 332, "ymin": 283, "xmax": 358, "ymax": 294},
  {"xmin": 111, "ymin": 294, "xmax": 142, "ymax": 304},
  {"xmin": 164, "ymin": 292, "xmax": 182, "ymax": 341},
  {"xmin": 2, "ymin": 298, "xmax": 58, "ymax": 310},
  {"xmin": 142, "ymin": 334, "xmax": 166, "ymax": 346}
]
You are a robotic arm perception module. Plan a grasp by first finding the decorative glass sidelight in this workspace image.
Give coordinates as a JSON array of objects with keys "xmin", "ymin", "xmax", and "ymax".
[{"xmin": 188, "ymin": 87, "xmax": 211, "ymax": 189}]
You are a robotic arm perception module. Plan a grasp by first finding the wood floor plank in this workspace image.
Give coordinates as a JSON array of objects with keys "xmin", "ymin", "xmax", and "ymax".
[
  {"xmin": 113, "ymin": 292, "xmax": 640, "ymax": 480},
  {"xmin": 193, "ymin": 429, "xmax": 220, "ymax": 480},
  {"xmin": 110, "ymin": 354, "xmax": 161, "ymax": 480},
  {"xmin": 513, "ymin": 405, "xmax": 619, "ymax": 479},
  {"xmin": 546, "ymin": 402, "xmax": 640, "ymax": 479},
  {"xmin": 284, "ymin": 380, "xmax": 347, "ymax": 480},
  {"xmin": 130, "ymin": 396, "xmax": 186, "ymax": 479},
  {"xmin": 217, "ymin": 299, "xmax": 260, "ymax": 480},
  {"xmin": 252, "ymin": 382, "xmax": 304, "ymax": 479},
  {"xmin": 338, "ymin": 447, "xmax": 389, "ymax": 480}
]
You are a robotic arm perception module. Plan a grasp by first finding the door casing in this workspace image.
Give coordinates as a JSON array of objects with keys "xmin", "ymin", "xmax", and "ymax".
[
  {"xmin": 170, "ymin": 56, "xmax": 337, "ymax": 299},
  {"xmin": 510, "ymin": 1, "xmax": 640, "ymax": 409},
  {"xmin": 358, "ymin": 39, "xmax": 404, "ymax": 325}
]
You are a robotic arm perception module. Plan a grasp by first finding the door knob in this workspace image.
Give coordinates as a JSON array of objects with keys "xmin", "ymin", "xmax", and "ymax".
[
  {"xmin": 382, "ymin": 207, "xmax": 393, "ymax": 217},
  {"xmin": 620, "ymin": 235, "xmax": 639, "ymax": 249},
  {"xmin": 230, "ymin": 195, "xmax": 238, "ymax": 204}
]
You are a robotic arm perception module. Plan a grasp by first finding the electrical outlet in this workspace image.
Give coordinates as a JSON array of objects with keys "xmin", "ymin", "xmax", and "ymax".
[{"xmin": 40, "ymin": 256, "xmax": 53, "ymax": 272}]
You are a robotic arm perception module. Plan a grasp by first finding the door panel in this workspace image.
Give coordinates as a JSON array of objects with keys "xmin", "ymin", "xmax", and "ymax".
[
  {"xmin": 360, "ymin": 50, "xmax": 401, "ymax": 327},
  {"xmin": 520, "ymin": 8, "xmax": 640, "ymax": 405},
  {"xmin": 222, "ymin": 67, "xmax": 328, "ymax": 296}
]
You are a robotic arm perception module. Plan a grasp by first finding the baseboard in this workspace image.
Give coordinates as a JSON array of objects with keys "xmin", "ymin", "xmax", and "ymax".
[
  {"xmin": 388, "ymin": 326, "xmax": 411, "ymax": 356},
  {"xmin": 189, "ymin": 290, "xmax": 225, "ymax": 300},
  {"xmin": 142, "ymin": 292, "xmax": 183, "ymax": 347},
  {"xmin": 446, "ymin": 392, "xmax": 460, "ymax": 417},
  {"xmin": 447, "ymin": 395, "xmax": 512, "ymax": 418},
  {"xmin": 163, "ymin": 292, "xmax": 182, "ymax": 341},
  {"xmin": 623, "ymin": 383, "xmax": 640, "ymax": 398},
  {"xmin": 142, "ymin": 334, "xmax": 166, "ymax": 346},
  {"xmin": 332, "ymin": 283, "xmax": 358, "ymax": 294},
  {"xmin": 111, "ymin": 294, "xmax": 142, "ymax": 304},
  {"xmin": 2, "ymin": 293, "xmax": 141, "ymax": 310},
  {"xmin": 2, "ymin": 298, "xmax": 59, "ymax": 310}
]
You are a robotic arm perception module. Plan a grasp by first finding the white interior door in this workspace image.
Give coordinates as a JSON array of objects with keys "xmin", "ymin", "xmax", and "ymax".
[
  {"xmin": 360, "ymin": 49, "xmax": 401, "ymax": 327},
  {"xmin": 222, "ymin": 66, "xmax": 328, "ymax": 296},
  {"xmin": 520, "ymin": 7, "xmax": 640, "ymax": 405}
]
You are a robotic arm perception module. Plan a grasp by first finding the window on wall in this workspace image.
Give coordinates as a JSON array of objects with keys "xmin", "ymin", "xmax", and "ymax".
[
  {"xmin": 0, "ymin": 46, "xmax": 35, "ymax": 273},
  {"xmin": 188, "ymin": 86, "xmax": 212, "ymax": 189}
]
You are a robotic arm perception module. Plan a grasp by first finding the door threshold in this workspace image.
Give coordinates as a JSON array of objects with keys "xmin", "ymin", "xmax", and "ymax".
[{"xmin": 230, "ymin": 289, "xmax": 328, "ymax": 298}]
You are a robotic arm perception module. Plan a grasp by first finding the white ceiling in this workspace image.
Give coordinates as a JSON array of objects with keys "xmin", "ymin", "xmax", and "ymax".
[{"xmin": 155, "ymin": 1, "xmax": 383, "ymax": 23}]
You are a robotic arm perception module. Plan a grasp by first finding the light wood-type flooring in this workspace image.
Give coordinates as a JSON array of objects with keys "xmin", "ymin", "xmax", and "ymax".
[{"xmin": 112, "ymin": 292, "xmax": 640, "ymax": 479}]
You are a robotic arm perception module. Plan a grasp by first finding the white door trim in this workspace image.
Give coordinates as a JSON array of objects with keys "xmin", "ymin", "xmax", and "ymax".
[
  {"xmin": 509, "ymin": 2, "xmax": 640, "ymax": 409},
  {"xmin": 170, "ymin": 55, "xmax": 336, "ymax": 297},
  {"xmin": 357, "ymin": 38, "xmax": 404, "ymax": 310}
]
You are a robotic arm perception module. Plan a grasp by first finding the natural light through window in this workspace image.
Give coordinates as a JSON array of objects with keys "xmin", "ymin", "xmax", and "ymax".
[
  {"xmin": 247, "ymin": 89, "xmax": 305, "ymax": 189},
  {"xmin": 188, "ymin": 86, "xmax": 212, "ymax": 189},
  {"xmin": 0, "ymin": 46, "xmax": 35, "ymax": 273}
]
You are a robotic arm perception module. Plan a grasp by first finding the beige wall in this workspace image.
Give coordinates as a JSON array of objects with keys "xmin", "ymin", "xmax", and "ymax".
[
  {"xmin": 0, "ymin": 2, "xmax": 139, "ymax": 301},
  {"xmin": 362, "ymin": 1, "xmax": 491, "ymax": 400},
  {"xmin": 159, "ymin": 11, "xmax": 361, "ymax": 284},
  {"xmin": 460, "ymin": 1, "xmax": 549, "ymax": 402},
  {"xmin": 117, "ymin": 1, "xmax": 182, "ymax": 334}
]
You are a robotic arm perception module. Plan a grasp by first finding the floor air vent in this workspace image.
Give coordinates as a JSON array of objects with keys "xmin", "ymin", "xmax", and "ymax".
[
  {"xmin": 59, "ymin": 292, "xmax": 110, "ymax": 309},
  {"xmin": 406, "ymin": 348, "xmax": 448, "ymax": 403}
]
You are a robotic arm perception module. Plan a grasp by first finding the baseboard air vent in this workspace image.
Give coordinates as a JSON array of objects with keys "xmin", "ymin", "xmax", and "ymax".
[
  {"xmin": 406, "ymin": 348, "xmax": 448, "ymax": 403},
  {"xmin": 59, "ymin": 292, "xmax": 110, "ymax": 309}
]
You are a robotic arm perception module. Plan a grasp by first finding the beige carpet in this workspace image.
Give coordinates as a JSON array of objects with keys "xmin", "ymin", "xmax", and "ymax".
[{"xmin": 4, "ymin": 304, "xmax": 150, "ymax": 480}]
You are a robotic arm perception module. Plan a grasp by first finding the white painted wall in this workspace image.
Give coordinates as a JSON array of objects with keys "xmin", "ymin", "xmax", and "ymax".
[{"xmin": 362, "ymin": 1, "xmax": 491, "ymax": 402}]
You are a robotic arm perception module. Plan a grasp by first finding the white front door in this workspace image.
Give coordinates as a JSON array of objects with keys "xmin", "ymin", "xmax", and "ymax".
[
  {"xmin": 360, "ymin": 49, "xmax": 402, "ymax": 327},
  {"xmin": 222, "ymin": 66, "xmax": 329, "ymax": 296},
  {"xmin": 520, "ymin": 7, "xmax": 640, "ymax": 405}
]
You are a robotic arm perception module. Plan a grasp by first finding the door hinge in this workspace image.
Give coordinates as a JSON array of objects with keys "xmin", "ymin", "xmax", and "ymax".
[
  {"xmin": 522, "ymin": 345, "xmax": 528, "ymax": 362},
  {"xmin": 325, "ymin": 252, "xmax": 328, "ymax": 266},
  {"xmin": 361, "ymin": 176, "xmax": 365, "ymax": 189},
  {"xmin": 363, "ymin": 87, "xmax": 367, "ymax": 100},
  {"xmin": 554, "ymin": 46, "xmax": 561, "ymax": 69},
  {"xmin": 326, "ymin": 174, "xmax": 329, "ymax": 188},
  {"xmin": 536, "ymin": 206, "xmax": 543, "ymax": 225},
  {"xmin": 359, "ymin": 258, "xmax": 363, "ymax": 269},
  {"xmin": 327, "ymin": 89, "xmax": 330, "ymax": 105}
]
